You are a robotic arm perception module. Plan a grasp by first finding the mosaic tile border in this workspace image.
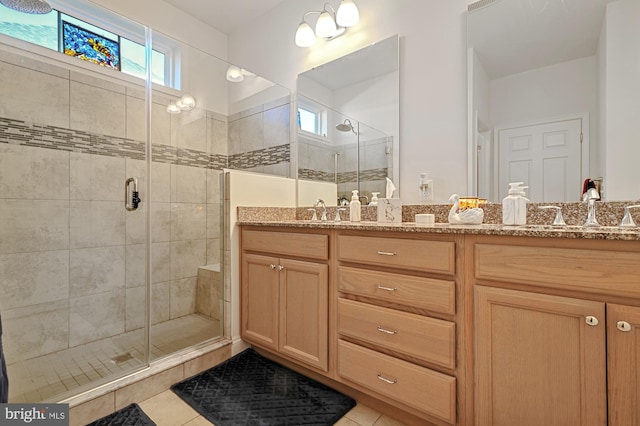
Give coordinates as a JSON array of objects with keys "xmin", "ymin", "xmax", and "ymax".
[
  {"xmin": 228, "ymin": 144, "xmax": 290, "ymax": 169},
  {"xmin": 0, "ymin": 117, "xmax": 289, "ymax": 170},
  {"xmin": 298, "ymin": 167, "xmax": 388, "ymax": 184}
]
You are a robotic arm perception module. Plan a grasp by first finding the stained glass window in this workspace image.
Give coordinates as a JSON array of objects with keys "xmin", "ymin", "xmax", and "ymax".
[
  {"xmin": 0, "ymin": 3, "xmax": 168, "ymax": 86},
  {"xmin": 62, "ymin": 20, "xmax": 120, "ymax": 70}
]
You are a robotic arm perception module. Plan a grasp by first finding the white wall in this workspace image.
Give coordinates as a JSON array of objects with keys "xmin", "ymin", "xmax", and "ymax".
[
  {"xmin": 490, "ymin": 56, "xmax": 597, "ymax": 129},
  {"xmin": 472, "ymin": 49, "xmax": 490, "ymax": 130},
  {"xmin": 228, "ymin": 0, "xmax": 469, "ymax": 203},
  {"xmin": 603, "ymin": 0, "xmax": 640, "ymax": 200},
  {"xmin": 88, "ymin": 0, "xmax": 227, "ymax": 60}
]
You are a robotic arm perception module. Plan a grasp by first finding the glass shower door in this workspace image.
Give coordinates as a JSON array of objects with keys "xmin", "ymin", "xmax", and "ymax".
[{"xmin": 0, "ymin": 10, "xmax": 151, "ymax": 402}]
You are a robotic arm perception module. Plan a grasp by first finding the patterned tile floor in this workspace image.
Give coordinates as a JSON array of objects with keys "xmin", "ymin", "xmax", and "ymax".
[
  {"xmin": 138, "ymin": 389, "xmax": 409, "ymax": 426},
  {"xmin": 8, "ymin": 314, "xmax": 221, "ymax": 403}
]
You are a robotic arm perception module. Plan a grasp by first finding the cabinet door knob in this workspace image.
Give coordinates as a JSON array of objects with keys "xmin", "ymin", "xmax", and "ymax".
[
  {"xmin": 376, "ymin": 374, "xmax": 397, "ymax": 384},
  {"xmin": 585, "ymin": 316, "xmax": 599, "ymax": 326},
  {"xmin": 617, "ymin": 321, "xmax": 632, "ymax": 332},
  {"xmin": 278, "ymin": 265, "xmax": 285, "ymax": 271},
  {"xmin": 269, "ymin": 264, "xmax": 276, "ymax": 270}
]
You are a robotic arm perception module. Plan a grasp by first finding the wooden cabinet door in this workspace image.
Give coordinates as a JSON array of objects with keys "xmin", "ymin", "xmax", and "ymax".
[
  {"xmin": 607, "ymin": 303, "xmax": 640, "ymax": 426},
  {"xmin": 241, "ymin": 253, "xmax": 279, "ymax": 350},
  {"xmin": 475, "ymin": 286, "xmax": 606, "ymax": 426},
  {"xmin": 279, "ymin": 258, "xmax": 329, "ymax": 371}
]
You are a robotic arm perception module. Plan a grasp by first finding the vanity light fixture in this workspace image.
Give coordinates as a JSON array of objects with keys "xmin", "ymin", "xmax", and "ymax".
[
  {"xmin": 166, "ymin": 102, "xmax": 180, "ymax": 114},
  {"xmin": 226, "ymin": 65, "xmax": 255, "ymax": 83},
  {"xmin": 226, "ymin": 65, "xmax": 244, "ymax": 82},
  {"xmin": 176, "ymin": 94, "xmax": 196, "ymax": 111},
  {"xmin": 295, "ymin": 0, "xmax": 360, "ymax": 47},
  {"xmin": 167, "ymin": 94, "xmax": 196, "ymax": 114}
]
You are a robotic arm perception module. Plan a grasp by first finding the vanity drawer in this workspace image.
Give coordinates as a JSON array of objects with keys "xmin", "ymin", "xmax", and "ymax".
[
  {"xmin": 337, "ymin": 235, "xmax": 455, "ymax": 274},
  {"xmin": 242, "ymin": 229, "xmax": 328, "ymax": 260},
  {"xmin": 475, "ymin": 243, "xmax": 640, "ymax": 298},
  {"xmin": 338, "ymin": 298, "xmax": 455, "ymax": 369},
  {"xmin": 338, "ymin": 266, "xmax": 455, "ymax": 315},
  {"xmin": 338, "ymin": 339, "xmax": 456, "ymax": 424}
]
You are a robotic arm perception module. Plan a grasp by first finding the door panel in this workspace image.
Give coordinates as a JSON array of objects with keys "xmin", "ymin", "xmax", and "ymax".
[
  {"xmin": 607, "ymin": 303, "xmax": 640, "ymax": 426},
  {"xmin": 475, "ymin": 286, "xmax": 606, "ymax": 426},
  {"xmin": 241, "ymin": 253, "xmax": 279, "ymax": 350},
  {"xmin": 498, "ymin": 118, "xmax": 581, "ymax": 202}
]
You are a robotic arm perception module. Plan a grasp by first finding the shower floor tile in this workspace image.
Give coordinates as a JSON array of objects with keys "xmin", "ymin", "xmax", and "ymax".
[{"xmin": 7, "ymin": 314, "xmax": 221, "ymax": 403}]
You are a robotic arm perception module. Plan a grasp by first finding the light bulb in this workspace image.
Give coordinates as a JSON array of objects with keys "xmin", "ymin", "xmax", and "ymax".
[
  {"xmin": 177, "ymin": 94, "xmax": 196, "ymax": 110},
  {"xmin": 295, "ymin": 21, "xmax": 316, "ymax": 47},
  {"xmin": 336, "ymin": 0, "xmax": 359, "ymax": 27},
  {"xmin": 166, "ymin": 102, "xmax": 180, "ymax": 114},
  {"xmin": 226, "ymin": 65, "xmax": 244, "ymax": 82},
  {"xmin": 315, "ymin": 10, "xmax": 337, "ymax": 38}
]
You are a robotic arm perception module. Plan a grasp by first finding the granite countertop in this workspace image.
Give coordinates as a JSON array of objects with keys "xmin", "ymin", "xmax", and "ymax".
[
  {"xmin": 237, "ymin": 219, "xmax": 640, "ymax": 241},
  {"xmin": 237, "ymin": 204, "xmax": 640, "ymax": 241}
]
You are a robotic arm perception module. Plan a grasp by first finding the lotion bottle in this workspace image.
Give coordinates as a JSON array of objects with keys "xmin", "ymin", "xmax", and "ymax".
[
  {"xmin": 502, "ymin": 182, "xmax": 523, "ymax": 225},
  {"xmin": 514, "ymin": 185, "xmax": 529, "ymax": 225},
  {"xmin": 350, "ymin": 190, "xmax": 361, "ymax": 222}
]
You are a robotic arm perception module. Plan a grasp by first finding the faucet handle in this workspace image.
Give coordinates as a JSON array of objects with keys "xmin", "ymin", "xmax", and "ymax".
[
  {"xmin": 619, "ymin": 205, "xmax": 640, "ymax": 227},
  {"xmin": 307, "ymin": 208, "xmax": 318, "ymax": 221},
  {"xmin": 335, "ymin": 208, "xmax": 346, "ymax": 222},
  {"xmin": 538, "ymin": 206, "xmax": 566, "ymax": 226}
]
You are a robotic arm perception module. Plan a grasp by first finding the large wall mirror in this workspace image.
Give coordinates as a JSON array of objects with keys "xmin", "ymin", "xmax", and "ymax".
[
  {"xmin": 468, "ymin": 0, "xmax": 640, "ymax": 202},
  {"xmin": 296, "ymin": 34, "xmax": 399, "ymax": 206}
]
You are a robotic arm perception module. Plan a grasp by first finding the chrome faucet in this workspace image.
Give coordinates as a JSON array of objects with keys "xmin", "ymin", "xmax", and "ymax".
[
  {"xmin": 582, "ymin": 186, "xmax": 601, "ymax": 227},
  {"xmin": 619, "ymin": 205, "xmax": 640, "ymax": 227},
  {"xmin": 314, "ymin": 199, "xmax": 327, "ymax": 221},
  {"xmin": 359, "ymin": 195, "xmax": 369, "ymax": 206}
]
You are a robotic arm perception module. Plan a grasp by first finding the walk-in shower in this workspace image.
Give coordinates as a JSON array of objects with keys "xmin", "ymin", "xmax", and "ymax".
[{"xmin": 0, "ymin": 0, "xmax": 290, "ymax": 404}]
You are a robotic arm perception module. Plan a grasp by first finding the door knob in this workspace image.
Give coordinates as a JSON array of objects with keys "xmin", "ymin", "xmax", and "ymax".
[
  {"xmin": 617, "ymin": 321, "xmax": 632, "ymax": 332},
  {"xmin": 585, "ymin": 316, "xmax": 599, "ymax": 326}
]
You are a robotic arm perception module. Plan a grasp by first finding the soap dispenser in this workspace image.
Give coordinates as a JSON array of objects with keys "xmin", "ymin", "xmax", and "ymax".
[
  {"xmin": 514, "ymin": 185, "xmax": 529, "ymax": 225},
  {"xmin": 350, "ymin": 190, "xmax": 361, "ymax": 222},
  {"xmin": 502, "ymin": 182, "xmax": 523, "ymax": 225}
]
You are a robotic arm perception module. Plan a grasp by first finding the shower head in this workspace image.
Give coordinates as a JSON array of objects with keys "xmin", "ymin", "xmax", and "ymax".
[
  {"xmin": 336, "ymin": 119, "xmax": 356, "ymax": 134},
  {"xmin": 0, "ymin": 0, "xmax": 52, "ymax": 14}
]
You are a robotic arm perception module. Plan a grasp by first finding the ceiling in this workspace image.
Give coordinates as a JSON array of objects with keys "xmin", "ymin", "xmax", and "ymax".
[
  {"xmin": 467, "ymin": 0, "xmax": 617, "ymax": 79},
  {"xmin": 162, "ymin": 0, "xmax": 287, "ymax": 34}
]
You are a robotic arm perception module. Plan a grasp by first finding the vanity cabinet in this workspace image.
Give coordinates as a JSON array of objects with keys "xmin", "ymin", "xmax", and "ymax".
[
  {"xmin": 241, "ymin": 229, "xmax": 329, "ymax": 372},
  {"xmin": 475, "ymin": 286, "xmax": 607, "ymax": 426},
  {"xmin": 607, "ymin": 303, "xmax": 640, "ymax": 425},
  {"xmin": 336, "ymin": 232, "xmax": 458, "ymax": 425},
  {"xmin": 472, "ymin": 236, "xmax": 640, "ymax": 426}
]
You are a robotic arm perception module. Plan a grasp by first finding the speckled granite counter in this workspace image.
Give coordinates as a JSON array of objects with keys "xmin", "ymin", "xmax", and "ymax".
[{"xmin": 237, "ymin": 203, "xmax": 640, "ymax": 241}]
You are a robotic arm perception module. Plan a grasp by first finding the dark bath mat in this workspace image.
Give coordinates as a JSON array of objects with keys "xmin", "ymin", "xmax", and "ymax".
[
  {"xmin": 171, "ymin": 348, "xmax": 356, "ymax": 426},
  {"xmin": 86, "ymin": 403, "xmax": 156, "ymax": 426}
]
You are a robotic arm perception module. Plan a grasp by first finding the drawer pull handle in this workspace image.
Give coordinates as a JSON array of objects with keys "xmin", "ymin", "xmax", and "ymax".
[
  {"xmin": 377, "ymin": 251, "xmax": 397, "ymax": 256},
  {"xmin": 377, "ymin": 285, "xmax": 397, "ymax": 292},
  {"xmin": 377, "ymin": 374, "xmax": 397, "ymax": 384},
  {"xmin": 377, "ymin": 326, "xmax": 397, "ymax": 335}
]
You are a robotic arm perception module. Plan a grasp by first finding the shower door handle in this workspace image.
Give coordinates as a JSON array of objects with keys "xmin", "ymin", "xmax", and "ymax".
[{"xmin": 125, "ymin": 177, "xmax": 140, "ymax": 211}]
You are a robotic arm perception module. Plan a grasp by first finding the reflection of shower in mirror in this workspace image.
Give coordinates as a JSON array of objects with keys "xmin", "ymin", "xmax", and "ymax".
[{"xmin": 336, "ymin": 119, "xmax": 357, "ymax": 134}]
